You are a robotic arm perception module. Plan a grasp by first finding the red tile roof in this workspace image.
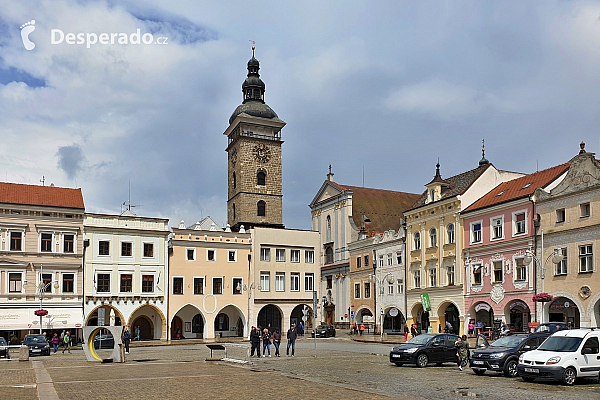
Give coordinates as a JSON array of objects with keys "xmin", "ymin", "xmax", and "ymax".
[
  {"xmin": 463, "ymin": 163, "xmax": 569, "ymax": 213},
  {"xmin": 0, "ymin": 182, "xmax": 85, "ymax": 209}
]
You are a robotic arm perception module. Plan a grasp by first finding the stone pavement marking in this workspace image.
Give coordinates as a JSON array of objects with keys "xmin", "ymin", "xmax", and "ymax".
[{"xmin": 32, "ymin": 360, "xmax": 59, "ymax": 400}]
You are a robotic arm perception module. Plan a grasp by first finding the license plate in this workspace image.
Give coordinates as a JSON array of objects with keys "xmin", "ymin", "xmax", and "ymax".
[
  {"xmin": 524, "ymin": 368, "xmax": 539, "ymax": 373},
  {"xmin": 472, "ymin": 360, "xmax": 484, "ymax": 365},
  {"xmin": 392, "ymin": 354, "xmax": 401, "ymax": 358},
  {"xmin": 32, "ymin": 349, "xmax": 41, "ymax": 352}
]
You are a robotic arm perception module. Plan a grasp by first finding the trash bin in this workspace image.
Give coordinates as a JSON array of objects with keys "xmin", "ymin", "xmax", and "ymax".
[{"xmin": 19, "ymin": 345, "xmax": 29, "ymax": 361}]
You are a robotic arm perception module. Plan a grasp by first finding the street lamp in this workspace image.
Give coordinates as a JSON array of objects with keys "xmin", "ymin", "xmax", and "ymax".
[
  {"xmin": 369, "ymin": 272, "xmax": 394, "ymax": 340},
  {"xmin": 522, "ymin": 249, "xmax": 563, "ymax": 324},
  {"xmin": 25, "ymin": 264, "xmax": 59, "ymax": 334}
]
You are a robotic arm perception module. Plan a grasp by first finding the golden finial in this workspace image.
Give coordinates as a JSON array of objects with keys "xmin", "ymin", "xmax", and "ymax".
[
  {"xmin": 482, "ymin": 139, "xmax": 485, "ymax": 158},
  {"xmin": 249, "ymin": 40, "xmax": 256, "ymax": 57},
  {"xmin": 580, "ymin": 141, "xmax": 586, "ymax": 154}
]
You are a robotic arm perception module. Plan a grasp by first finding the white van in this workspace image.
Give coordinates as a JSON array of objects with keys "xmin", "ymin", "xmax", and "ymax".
[{"xmin": 517, "ymin": 328, "xmax": 600, "ymax": 385}]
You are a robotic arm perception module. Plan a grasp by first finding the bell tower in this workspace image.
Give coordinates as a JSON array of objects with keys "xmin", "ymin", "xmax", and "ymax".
[{"xmin": 224, "ymin": 45, "xmax": 285, "ymax": 231}]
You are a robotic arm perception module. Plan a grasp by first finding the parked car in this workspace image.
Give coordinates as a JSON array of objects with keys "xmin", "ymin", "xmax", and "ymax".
[
  {"xmin": 23, "ymin": 335, "xmax": 50, "ymax": 356},
  {"xmin": 534, "ymin": 322, "xmax": 568, "ymax": 334},
  {"xmin": 93, "ymin": 334, "xmax": 115, "ymax": 350},
  {"xmin": 311, "ymin": 324, "xmax": 336, "ymax": 338},
  {"xmin": 518, "ymin": 328, "xmax": 600, "ymax": 385},
  {"xmin": 0, "ymin": 337, "xmax": 10, "ymax": 359},
  {"xmin": 470, "ymin": 333, "xmax": 548, "ymax": 377},
  {"xmin": 390, "ymin": 333, "xmax": 459, "ymax": 367}
]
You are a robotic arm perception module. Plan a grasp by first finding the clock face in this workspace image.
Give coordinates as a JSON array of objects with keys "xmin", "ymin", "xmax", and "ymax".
[
  {"xmin": 230, "ymin": 148, "xmax": 238, "ymax": 166},
  {"xmin": 253, "ymin": 144, "xmax": 271, "ymax": 163}
]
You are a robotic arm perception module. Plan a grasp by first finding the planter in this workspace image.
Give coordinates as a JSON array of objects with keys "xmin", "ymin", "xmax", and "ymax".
[{"xmin": 34, "ymin": 309, "xmax": 48, "ymax": 317}]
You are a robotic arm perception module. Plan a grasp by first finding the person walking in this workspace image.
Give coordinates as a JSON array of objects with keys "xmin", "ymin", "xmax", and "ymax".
[
  {"xmin": 122, "ymin": 327, "xmax": 131, "ymax": 354},
  {"xmin": 455, "ymin": 335, "xmax": 469, "ymax": 371},
  {"xmin": 445, "ymin": 320, "xmax": 453, "ymax": 334},
  {"xmin": 352, "ymin": 322, "xmax": 358, "ymax": 335},
  {"xmin": 60, "ymin": 330, "xmax": 66, "ymax": 350},
  {"xmin": 403, "ymin": 324, "xmax": 409, "ymax": 342},
  {"xmin": 411, "ymin": 324, "xmax": 418, "ymax": 338},
  {"xmin": 250, "ymin": 326, "xmax": 261, "ymax": 357},
  {"xmin": 286, "ymin": 324, "xmax": 297, "ymax": 357},
  {"xmin": 262, "ymin": 328, "xmax": 272, "ymax": 357},
  {"xmin": 272, "ymin": 329, "xmax": 281, "ymax": 357},
  {"xmin": 135, "ymin": 326, "xmax": 140, "ymax": 341},
  {"xmin": 468, "ymin": 320, "xmax": 474, "ymax": 336},
  {"xmin": 359, "ymin": 323, "xmax": 365, "ymax": 336},
  {"xmin": 62, "ymin": 331, "xmax": 71, "ymax": 354},
  {"xmin": 51, "ymin": 333, "xmax": 59, "ymax": 354}
]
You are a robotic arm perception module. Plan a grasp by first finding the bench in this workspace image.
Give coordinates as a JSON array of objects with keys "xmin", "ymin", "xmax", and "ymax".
[{"xmin": 206, "ymin": 344, "xmax": 227, "ymax": 360}]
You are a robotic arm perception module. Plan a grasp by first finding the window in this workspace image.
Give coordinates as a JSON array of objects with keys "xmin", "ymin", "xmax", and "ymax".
[
  {"xmin": 555, "ymin": 248, "xmax": 567, "ymax": 276},
  {"xmin": 364, "ymin": 282, "xmax": 371, "ymax": 298},
  {"xmin": 354, "ymin": 283, "xmax": 361, "ymax": 298},
  {"xmin": 305, "ymin": 273, "xmax": 314, "ymax": 291},
  {"xmin": 356, "ymin": 256, "xmax": 362, "ymax": 268},
  {"xmin": 579, "ymin": 244, "xmax": 593, "ymax": 273},
  {"xmin": 257, "ymin": 200, "xmax": 266, "ymax": 216},
  {"xmin": 187, "ymin": 248, "xmax": 195, "ymax": 261},
  {"xmin": 429, "ymin": 228, "xmax": 437, "ymax": 248},
  {"xmin": 232, "ymin": 172, "xmax": 236, "ymax": 189},
  {"xmin": 207, "ymin": 249, "xmax": 215, "ymax": 261},
  {"xmin": 194, "ymin": 278, "xmax": 204, "ymax": 295},
  {"xmin": 325, "ymin": 246, "xmax": 334, "ymax": 264},
  {"xmin": 378, "ymin": 255, "xmax": 384, "ymax": 267},
  {"xmin": 471, "ymin": 222, "xmax": 482, "ymax": 243},
  {"xmin": 473, "ymin": 266, "xmax": 482, "ymax": 286},
  {"xmin": 9, "ymin": 272, "xmax": 22, "ymax": 292},
  {"xmin": 430, "ymin": 188, "xmax": 436, "ymax": 202},
  {"xmin": 446, "ymin": 224, "xmax": 455, "ymax": 244},
  {"xmin": 387, "ymin": 282, "xmax": 394, "ymax": 295},
  {"xmin": 173, "ymin": 277, "xmax": 184, "ymax": 294},
  {"xmin": 290, "ymin": 273, "xmax": 300, "ymax": 291},
  {"xmin": 142, "ymin": 275, "xmax": 154, "ymax": 292},
  {"xmin": 581, "ymin": 203, "xmax": 591, "ymax": 218},
  {"xmin": 326, "ymin": 275, "xmax": 332, "ymax": 289},
  {"xmin": 143, "ymin": 243, "xmax": 154, "ymax": 258},
  {"xmin": 63, "ymin": 234, "xmax": 74, "ymax": 253},
  {"xmin": 98, "ymin": 241, "xmax": 110, "ymax": 256},
  {"xmin": 120, "ymin": 274, "xmax": 132, "ymax": 292},
  {"xmin": 447, "ymin": 266, "xmax": 455, "ymax": 286},
  {"xmin": 556, "ymin": 208, "xmax": 566, "ymax": 223},
  {"xmin": 212, "ymin": 277, "xmax": 223, "ymax": 294},
  {"xmin": 228, "ymin": 250, "xmax": 236, "ymax": 262},
  {"xmin": 326, "ymin": 215, "xmax": 332, "ymax": 242},
  {"xmin": 514, "ymin": 212, "xmax": 526, "ymax": 235},
  {"xmin": 10, "ymin": 232, "xmax": 22, "ymax": 251},
  {"xmin": 414, "ymin": 232, "xmax": 421, "ymax": 250},
  {"xmin": 257, "ymin": 170, "xmax": 266, "ymax": 186},
  {"xmin": 516, "ymin": 258, "xmax": 527, "ymax": 281},
  {"xmin": 429, "ymin": 268, "xmax": 437, "ymax": 287},
  {"xmin": 41, "ymin": 273, "xmax": 52, "ymax": 292},
  {"xmin": 582, "ymin": 337, "xmax": 599, "ymax": 355},
  {"xmin": 493, "ymin": 260, "xmax": 503, "ymax": 283},
  {"xmin": 260, "ymin": 272, "xmax": 270, "ymax": 291},
  {"xmin": 232, "ymin": 203, "xmax": 236, "ymax": 219},
  {"xmin": 233, "ymin": 278, "xmax": 243, "ymax": 294},
  {"xmin": 387, "ymin": 253, "xmax": 393, "ymax": 265},
  {"xmin": 491, "ymin": 217, "xmax": 503, "ymax": 239},
  {"xmin": 397, "ymin": 279, "xmax": 403, "ymax": 294},
  {"xmin": 414, "ymin": 270, "xmax": 421, "ymax": 288},
  {"xmin": 62, "ymin": 273, "xmax": 74, "ymax": 293},
  {"xmin": 364, "ymin": 255, "xmax": 369, "ymax": 267},
  {"xmin": 291, "ymin": 250, "xmax": 300, "ymax": 263},
  {"xmin": 97, "ymin": 273, "xmax": 110, "ymax": 292},
  {"xmin": 396, "ymin": 252, "xmax": 402, "ymax": 265},
  {"xmin": 276, "ymin": 248, "xmax": 285, "ymax": 262},
  {"xmin": 121, "ymin": 242, "xmax": 132, "ymax": 257},
  {"xmin": 41, "ymin": 233, "xmax": 52, "ymax": 252},
  {"xmin": 260, "ymin": 247, "xmax": 270, "ymax": 262},
  {"xmin": 276, "ymin": 273, "xmax": 285, "ymax": 291},
  {"xmin": 305, "ymin": 250, "xmax": 314, "ymax": 263}
]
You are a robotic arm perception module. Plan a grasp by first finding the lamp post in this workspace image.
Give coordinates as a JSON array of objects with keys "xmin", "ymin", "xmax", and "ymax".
[
  {"xmin": 369, "ymin": 272, "xmax": 394, "ymax": 340},
  {"xmin": 522, "ymin": 249, "xmax": 563, "ymax": 324},
  {"xmin": 27, "ymin": 264, "xmax": 59, "ymax": 334}
]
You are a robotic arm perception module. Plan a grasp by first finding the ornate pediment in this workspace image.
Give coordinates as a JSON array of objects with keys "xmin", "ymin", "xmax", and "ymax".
[{"xmin": 536, "ymin": 151, "xmax": 600, "ymax": 201}]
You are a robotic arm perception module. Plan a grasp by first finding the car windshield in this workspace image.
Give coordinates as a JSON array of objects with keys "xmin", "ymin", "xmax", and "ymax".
[
  {"xmin": 535, "ymin": 324, "xmax": 564, "ymax": 333},
  {"xmin": 490, "ymin": 336, "xmax": 527, "ymax": 348},
  {"xmin": 25, "ymin": 336, "xmax": 46, "ymax": 343},
  {"xmin": 537, "ymin": 336, "xmax": 582, "ymax": 352},
  {"xmin": 407, "ymin": 334, "xmax": 434, "ymax": 345},
  {"xmin": 316, "ymin": 325, "xmax": 327, "ymax": 330},
  {"xmin": 0, "ymin": 338, "xmax": 6, "ymax": 345}
]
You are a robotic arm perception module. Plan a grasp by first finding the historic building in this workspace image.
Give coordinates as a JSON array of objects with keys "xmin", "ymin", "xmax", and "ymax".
[
  {"xmin": 0, "ymin": 183, "xmax": 85, "ymax": 341},
  {"xmin": 310, "ymin": 169, "xmax": 419, "ymax": 327},
  {"xmin": 533, "ymin": 143, "xmax": 600, "ymax": 328},
  {"xmin": 461, "ymin": 163, "xmax": 568, "ymax": 333},
  {"xmin": 83, "ymin": 210, "xmax": 169, "ymax": 340},
  {"xmin": 404, "ymin": 153, "xmax": 522, "ymax": 335},
  {"xmin": 169, "ymin": 217, "xmax": 250, "ymax": 340}
]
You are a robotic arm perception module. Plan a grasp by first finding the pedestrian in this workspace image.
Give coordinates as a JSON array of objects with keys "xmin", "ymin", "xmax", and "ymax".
[
  {"xmin": 262, "ymin": 328, "xmax": 271, "ymax": 357},
  {"xmin": 60, "ymin": 330, "xmax": 66, "ymax": 349},
  {"xmin": 287, "ymin": 324, "xmax": 297, "ymax": 357},
  {"xmin": 299, "ymin": 321, "xmax": 304, "ymax": 336},
  {"xmin": 353, "ymin": 322, "xmax": 358, "ymax": 335},
  {"xmin": 476, "ymin": 320, "xmax": 483, "ymax": 336},
  {"xmin": 250, "ymin": 326, "xmax": 261, "ymax": 357},
  {"xmin": 359, "ymin": 323, "xmax": 365, "ymax": 336},
  {"xmin": 501, "ymin": 321, "xmax": 510, "ymax": 336},
  {"xmin": 403, "ymin": 323, "xmax": 409, "ymax": 342},
  {"xmin": 122, "ymin": 327, "xmax": 131, "ymax": 354},
  {"xmin": 455, "ymin": 334, "xmax": 469, "ymax": 371},
  {"xmin": 272, "ymin": 329, "xmax": 281, "ymax": 357},
  {"xmin": 135, "ymin": 326, "xmax": 140, "ymax": 341},
  {"xmin": 267, "ymin": 323, "xmax": 272, "ymax": 334},
  {"xmin": 62, "ymin": 331, "xmax": 71, "ymax": 354},
  {"xmin": 439, "ymin": 323, "xmax": 443, "ymax": 333},
  {"xmin": 175, "ymin": 327, "xmax": 181, "ymax": 339},
  {"xmin": 445, "ymin": 320, "xmax": 452, "ymax": 334},
  {"xmin": 51, "ymin": 333, "xmax": 59, "ymax": 354},
  {"xmin": 411, "ymin": 324, "xmax": 418, "ymax": 338},
  {"xmin": 567, "ymin": 321, "xmax": 572, "ymax": 330},
  {"xmin": 468, "ymin": 320, "xmax": 474, "ymax": 336}
]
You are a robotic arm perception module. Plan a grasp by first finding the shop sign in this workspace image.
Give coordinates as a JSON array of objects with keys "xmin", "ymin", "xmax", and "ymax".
[
  {"xmin": 475, "ymin": 303, "xmax": 491, "ymax": 312},
  {"xmin": 420, "ymin": 293, "xmax": 431, "ymax": 311},
  {"xmin": 550, "ymin": 299, "xmax": 577, "ymax": 310},
  {"xmin": 509, "ymin": 301, "xmax": 529, "ymax": 310}
]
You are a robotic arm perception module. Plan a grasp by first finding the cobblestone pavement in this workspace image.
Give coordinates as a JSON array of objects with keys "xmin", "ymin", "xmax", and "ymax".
[{"xmin": 1, "ymin": 339, "xmax": 600, "ymax": 399}]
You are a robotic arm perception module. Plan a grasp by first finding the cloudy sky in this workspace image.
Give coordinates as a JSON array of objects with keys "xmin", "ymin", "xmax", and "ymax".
[{"xmin": 1, "ymin": 1, "xmax": 599, "ymax": 230}]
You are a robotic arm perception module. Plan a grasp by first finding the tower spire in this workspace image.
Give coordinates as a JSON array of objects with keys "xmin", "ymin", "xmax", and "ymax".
[{"xmin": 479, "ymin": 138, "xmax": 489, "ymax": 166}]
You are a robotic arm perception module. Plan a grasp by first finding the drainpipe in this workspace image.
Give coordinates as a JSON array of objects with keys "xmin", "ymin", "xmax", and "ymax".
[
  {"xmin": 401, "ymin": 220, "xmax": 408, "ymax": 330},
  {"xmin": 531, "ymin": 194, "xmax": 539, "ymax": 328},
  {"xmin": 82, "ymin": 238, "xmax": 89, "ymax": 340}
]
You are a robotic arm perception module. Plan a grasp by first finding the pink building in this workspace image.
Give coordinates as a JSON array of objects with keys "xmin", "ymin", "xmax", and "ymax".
[{"xmin": 461, "ymin": 164, "xmax": 568, "ymax": 334}]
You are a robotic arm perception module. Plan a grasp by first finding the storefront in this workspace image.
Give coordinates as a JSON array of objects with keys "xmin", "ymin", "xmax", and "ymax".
[
  {"xmin": 0, "ymin": 307, "xmax": 83, "ymax": 342},
  {"xmin": 473, "ymin": 302, "xmax": 494, "ymax": 328},
  {"xmin": 507, "ymin": 300, "xmax": 530, "ymax": 332},
  {"xmin": 548, "ymin": 297, "xmax": 580, "ymax": 327}
]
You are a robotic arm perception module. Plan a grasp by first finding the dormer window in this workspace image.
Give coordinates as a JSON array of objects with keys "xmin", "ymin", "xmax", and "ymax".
[{"xmin": 430, "ymin": 189, "xmax": 436, "ymax": 202}]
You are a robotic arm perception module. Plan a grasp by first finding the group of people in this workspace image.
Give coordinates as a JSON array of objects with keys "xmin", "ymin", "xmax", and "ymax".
[
  {"xmin": 249, "ymin": 324, "xmax": 298, "ymax": 357},
  {"xmin": 351, "ymin": 322, "xmax": 366, "ymax": 335},
  {"xmin": 40, "ymin": 330, "xmax": 73, "ymax": 354}
]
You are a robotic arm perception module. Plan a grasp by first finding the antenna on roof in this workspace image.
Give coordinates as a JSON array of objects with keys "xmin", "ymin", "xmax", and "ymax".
[
  {"xmin": 536, "ymin": 159, "xmax": 539, "ymax": 172},
  {"xmin": 40, "ymin": 176, "xmax": 45, "ymax": 186},
  {"xmin": 121, "ymin": 179, "xmax": 141, "ymax": 213},
  {"xmin": 362, "ymin": 166, "xmax": 365, "ymax": 188}
]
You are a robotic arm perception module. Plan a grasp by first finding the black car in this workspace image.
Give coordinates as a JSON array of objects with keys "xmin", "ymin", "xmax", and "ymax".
[
  {"xmin": 534, "ymin": 322, "xmax": 568, "ymax": 334},
  {"xmin": 470, "ymin": 333, "xmax": 548, "ymax": 377},
  {"xmin": 0, "ymin": 337, "xmax": 9, "ymax": 359},
  {"xmin": 23, "ymin": 335, "xmax": 50, "ymax": 356},
  {"xmin": 311, "ymin": 324, "xmax": 336, "ymax": 338},
  {"xmin": 390, "ymin": 333, "xmax": 459, "ymax": 367},
  {"xmin": 93, "ymin": 334, "xmax": 115, "ymax": 349}
]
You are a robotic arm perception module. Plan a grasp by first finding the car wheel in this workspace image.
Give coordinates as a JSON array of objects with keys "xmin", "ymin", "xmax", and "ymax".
[
  {"xmin": 473, "ymin": 369, "xmax": 486, "ymax": 376},
  {"xmin": 503, "ymin": 360, "xmax": 518, "ymax": 378},
  {"xmin": 416, "ymin": 353, "xmax": 428, "ymax": 368},
  {"xmin": 522, "ymin": 376, "xmax": 535, "ymax": 383},
  {"xmin": 562, "ymin": 367, "xmax": 576, "ymax": 386}
]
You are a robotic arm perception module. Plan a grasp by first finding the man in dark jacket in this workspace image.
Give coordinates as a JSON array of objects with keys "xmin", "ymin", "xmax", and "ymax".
[
  {"xmin": 250, "ymin": 326, "xmax": 261, "ymax": 357},
  {"xmin": 286, "ymin": 324, "xmax": 297, "ymax": 357}
]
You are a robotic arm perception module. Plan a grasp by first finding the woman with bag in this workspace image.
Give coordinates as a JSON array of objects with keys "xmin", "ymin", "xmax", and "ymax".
[
  {"xmin": 272, "ymin": 329, "xmax": 281, "ymax": 357},
  {"xmin": 262, "ymin": 328, "xmax": 271, "ymax": 357}
]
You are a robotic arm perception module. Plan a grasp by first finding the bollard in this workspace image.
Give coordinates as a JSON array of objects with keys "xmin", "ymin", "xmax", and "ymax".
[{"xmin": 19, "ymin": 345, "xmax": 29, "ymax": 361}]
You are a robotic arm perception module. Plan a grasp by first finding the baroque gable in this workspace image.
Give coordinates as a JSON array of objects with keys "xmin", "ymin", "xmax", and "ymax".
[
  {"xmin": 309, "ymin": 181, "xmax": 346, "ymax": 207},
  {"xmin": 536, "ymin": 152, "xmax": 600, "ymax": 201}
]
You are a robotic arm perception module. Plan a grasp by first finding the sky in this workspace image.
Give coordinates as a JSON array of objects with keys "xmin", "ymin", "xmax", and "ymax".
[{"xmin": 0, "ymin": 0, "xmax": 599, "ymax": 230}]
